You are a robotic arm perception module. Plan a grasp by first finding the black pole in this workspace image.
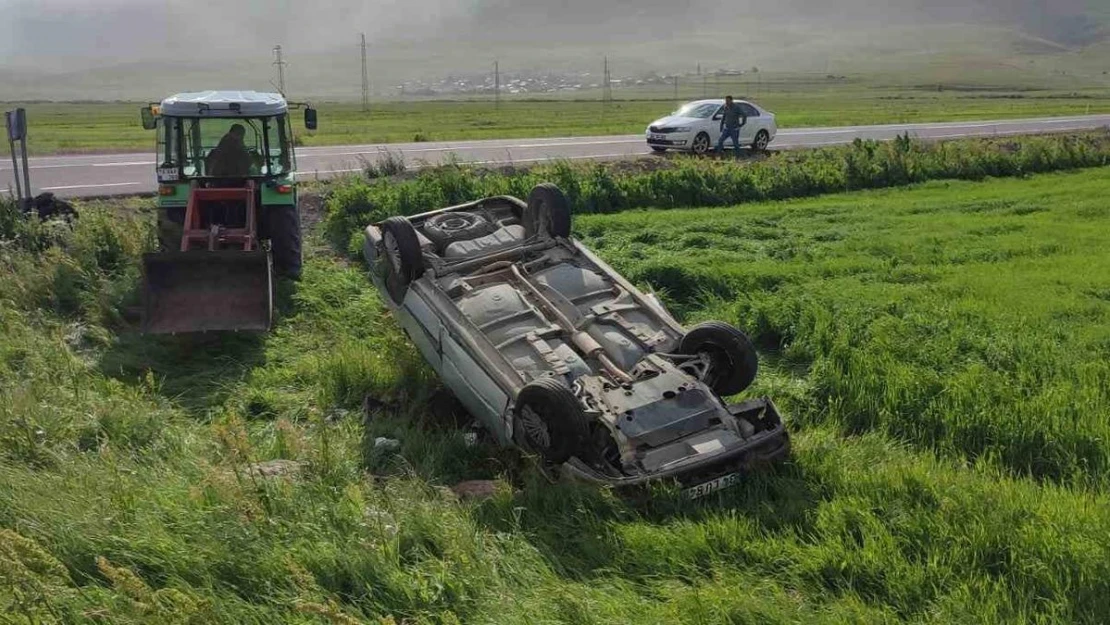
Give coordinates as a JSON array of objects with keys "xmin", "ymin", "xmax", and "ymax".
[
  {"xmin": 19, "ymin": 139, "xmax": 31, "ymax": 204},
  {"xmin": 6, "ymin": 113, "xmax": 23, "ymax": 203}
]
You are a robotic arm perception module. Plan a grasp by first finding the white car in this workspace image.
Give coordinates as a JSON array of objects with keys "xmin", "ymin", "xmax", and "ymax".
[{"xmin": 646, "ymin": 99, "xmax": 777, "ymax": 155}]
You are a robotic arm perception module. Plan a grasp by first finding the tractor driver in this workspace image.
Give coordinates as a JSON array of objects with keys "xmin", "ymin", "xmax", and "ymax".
[{"xmin": 206, "ymin": 124, "xmax": 253, "ymax": 178}]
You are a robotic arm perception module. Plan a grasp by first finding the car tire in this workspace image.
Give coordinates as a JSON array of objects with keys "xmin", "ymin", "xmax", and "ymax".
[
  {"xmin": 651, "ymin": 146, "xmax": 667, "ymax": 153},
  {"xmin": 679, "ymin": 321, "xmax": 759, "ymax": 396},
  {"xmin": 752, "ymin": 130, "xmax": 770, "ymax": 153},
  {"xmin": 423, "ymin": 211, "xmax": 493, "ymax": 247},
  {"xmin": 514, "ymin": 376, "xmax": 591, "ymax": 464},
  {"xmin": 267, "ymin": 205, "xmax": 303, "ymax": 280},
  {"xmin": 380, "ymin": 216, "xmax": 424, "ymax": 304},
  {"xmin": 524, "ymin": 183, "xmax": 572, "ymax": 239},
  {"xmin": 691, "ymin": 132, "xmax": 711, "ymax": 156}
]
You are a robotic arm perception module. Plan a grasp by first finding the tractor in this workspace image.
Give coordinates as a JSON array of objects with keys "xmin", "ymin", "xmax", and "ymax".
[{"xmin": 138, "ymin": 91, "xmax": 317, "ymax": 334}]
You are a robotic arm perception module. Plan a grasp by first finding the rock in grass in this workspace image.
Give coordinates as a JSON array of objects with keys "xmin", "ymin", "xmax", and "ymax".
[
  {"xmin": 373, "ymin": 437, "xmax": 401, "ymax": 452},
  {"xmin": 450, "ymin": 480, "xmax": 503, "ymax": 501},
  {"xmin": 245, "ymin": 459, "xmax": 306, "ymax": 480}
]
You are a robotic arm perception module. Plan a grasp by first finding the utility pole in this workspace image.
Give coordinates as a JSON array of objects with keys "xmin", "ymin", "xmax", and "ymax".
[
  {"xmin": 673, "ymin": 75, "xmax": 678, "ymax": 100},
  {"xmin": 361, "ymin": 34, "xmax": 370, "ymax": 113},
  {"xmin": 495, "ymin": 60, "xmax": 501, "ymax": 109},
  {"xmin": 603, "ymin": 56, "xmax": 612, "ymax": 104},
  {"xmin": 272, "ymin": 45, "xmax": 287, "ymax": 96}
]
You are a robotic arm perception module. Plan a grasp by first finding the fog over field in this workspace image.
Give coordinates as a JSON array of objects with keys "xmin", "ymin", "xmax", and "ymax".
[{"xmin": 0, "ymin": 0, "xmax": 1105, "ymax": 99}]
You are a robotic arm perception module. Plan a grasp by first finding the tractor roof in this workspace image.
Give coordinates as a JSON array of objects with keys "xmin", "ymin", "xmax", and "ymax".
[{"xmin": 159, "ymin": 91, "xmax": 288, "ymax": 117}]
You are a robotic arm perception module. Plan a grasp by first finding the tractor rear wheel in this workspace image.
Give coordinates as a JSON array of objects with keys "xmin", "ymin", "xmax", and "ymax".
[{"xmin": 266, "ymin": 205, "xmax": 302, "ymax": 280}]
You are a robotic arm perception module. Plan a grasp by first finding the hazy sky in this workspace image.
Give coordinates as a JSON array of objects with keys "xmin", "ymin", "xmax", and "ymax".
[
  {"xmin": 0, "ymin": 0, "xmax": 1100, "ymax": 100},
  {"xmin": 2, "ymin": 0, "xmax": 1095, "ymax": 69}
]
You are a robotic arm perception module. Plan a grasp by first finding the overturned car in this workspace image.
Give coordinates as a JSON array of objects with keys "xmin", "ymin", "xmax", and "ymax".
[{"xmin": 362, "ymin": 184, "xmax": 789, "ymax": 498}]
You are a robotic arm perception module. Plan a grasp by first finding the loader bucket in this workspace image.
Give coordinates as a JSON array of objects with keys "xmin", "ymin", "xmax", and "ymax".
[{"xmin": 141, "ymin": 250, "xmax": 273, "ymax": 334}]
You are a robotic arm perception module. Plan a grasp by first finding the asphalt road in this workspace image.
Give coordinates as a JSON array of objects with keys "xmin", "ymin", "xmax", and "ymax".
[{"xmin": 3, "ymin": 114, "xmax": 1109, "ymax": 198}]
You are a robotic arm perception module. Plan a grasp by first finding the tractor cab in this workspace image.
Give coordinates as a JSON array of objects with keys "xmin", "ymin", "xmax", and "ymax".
[{"xmin": 138, "ymin": 91, "xmax": 317, "ymax": 334}]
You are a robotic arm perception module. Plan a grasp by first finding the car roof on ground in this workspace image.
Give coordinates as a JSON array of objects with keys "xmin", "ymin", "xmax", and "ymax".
[{"xmin": 159, "ymin": 91, "xmax": 288, "ymax": 117}]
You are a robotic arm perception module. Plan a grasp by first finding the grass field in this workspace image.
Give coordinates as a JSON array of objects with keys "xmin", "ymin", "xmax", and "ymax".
[
  {"xmin": 2, "ymin": 164, "xmax": 1109, "ymax": 622},
  {"xmin": 4, "ymin": 79, "xmax": 1110, "ymax": 156}
]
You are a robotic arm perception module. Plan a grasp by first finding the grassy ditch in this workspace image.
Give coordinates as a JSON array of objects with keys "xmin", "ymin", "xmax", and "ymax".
[
  {"xmin": 1, "ymin": 168, "xmax": 1109, "ymax": 622},
  {"xmin": 325, "ymin": 130, "xmax": 1110, "ymax": 255}
]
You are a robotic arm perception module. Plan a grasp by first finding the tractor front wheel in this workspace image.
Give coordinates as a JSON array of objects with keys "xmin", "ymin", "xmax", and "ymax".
[{"xmin": 156, "ymin": 206, "xmax": 185, "ymax": 252}]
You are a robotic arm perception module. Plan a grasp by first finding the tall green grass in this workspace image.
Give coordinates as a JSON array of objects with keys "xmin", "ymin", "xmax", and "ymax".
[
  {"xmin": 325, "ymin": 131, "xmax": 1110, "ymax": 254},
  {"xmin": 577, "ymin": 170, "xmax": 1110, "ymax": 487},
  {"xmin": 3, "ymin": 171, "xmax": 1110, "ymax": 623}
]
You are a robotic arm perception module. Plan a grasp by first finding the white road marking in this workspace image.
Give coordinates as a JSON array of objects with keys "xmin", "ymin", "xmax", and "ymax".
[{"xmin": 40, "ymin": 182, "xmax": 142, "ymax": 191}]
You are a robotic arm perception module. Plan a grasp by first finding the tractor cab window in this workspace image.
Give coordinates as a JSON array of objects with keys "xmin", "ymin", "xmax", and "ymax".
[
  {"xmin": 161, "ymin": 116, "xmax": 293, "ymax": 179},
  {"xmin": 265, "ymin": 114, "xmax": 295, "ymax": 175}
]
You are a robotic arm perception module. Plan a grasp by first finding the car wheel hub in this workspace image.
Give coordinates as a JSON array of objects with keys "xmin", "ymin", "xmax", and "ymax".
[
  {"xmin": 384, "ymin": 232, "xmax": 403, "ymax": 274},
  {"xmin": 519, "ymin": 405, "xmax": 551, "ymax": 449}
]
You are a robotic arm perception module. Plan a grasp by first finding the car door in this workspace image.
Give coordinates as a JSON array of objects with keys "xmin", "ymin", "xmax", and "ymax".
[
  {"xmin": 708, "ymin": 104, "xmax": 725, "ymax": 143},
  {"xmin": 738, "ymin": 103, "xmax": 761, "ymax": 144}
]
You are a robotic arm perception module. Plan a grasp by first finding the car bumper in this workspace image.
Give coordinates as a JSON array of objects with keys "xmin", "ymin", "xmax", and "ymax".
[
  {"xmin": 646, "ymin": 134, "xmax": 691, "ymax": 148},
  {"xmin": 561, "ymin": 397, "xmax": 790, "ymax": 489}
]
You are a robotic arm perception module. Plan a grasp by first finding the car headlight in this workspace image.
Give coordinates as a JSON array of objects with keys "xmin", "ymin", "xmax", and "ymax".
[{"xmin": 671, "ymin": 126, "xmax": 691, "ymax": 132}]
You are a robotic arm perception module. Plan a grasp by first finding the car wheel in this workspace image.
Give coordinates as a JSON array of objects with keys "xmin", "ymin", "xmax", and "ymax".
[
  {"xmin": 266, "ymin": 204, "xmax": 303, "ymax": 280},
  {"xmin": 380, "ymin": 216, "xmax": 424, "ymax": 304},
  {"xmin": 752, "ymin": 130, "xmax": 770, "ymax": 153},
  {"xmin": 514, "ymin": 377, "xmax": 591, "ymax": 464},
  {"xmin": 524, "ymin": 183, "xmax": 572, "ymax": 239},
  {"xmin": 679, "ymin": 321, "xmax": 759, "ymax": 396},
  {"xmin": 651, "ymin": 146, "xmax": 667, "ymax": 153},
  {"xmin": 691, "ymin": 132, "xmax": 711, "ymax": 155}
]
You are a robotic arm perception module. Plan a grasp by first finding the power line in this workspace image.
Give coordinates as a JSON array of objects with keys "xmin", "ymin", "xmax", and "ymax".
[
  {"xmin": 361, "ymin": 34, "xmax": 370, "ymax": 113},
  {"xmin": 272, "ymin": 45, "xmax": 287, "ymax": 96}
]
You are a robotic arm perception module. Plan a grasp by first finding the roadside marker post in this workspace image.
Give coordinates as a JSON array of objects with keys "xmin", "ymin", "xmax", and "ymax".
[{"xmin": 5, "ymin": 108, "xmax": 31, "ymax": 212}]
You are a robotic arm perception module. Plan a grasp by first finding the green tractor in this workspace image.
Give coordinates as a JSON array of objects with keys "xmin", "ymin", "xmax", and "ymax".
[{"xmin": 139, "ymin": 91, "xmax": 317, "ymax": 334}]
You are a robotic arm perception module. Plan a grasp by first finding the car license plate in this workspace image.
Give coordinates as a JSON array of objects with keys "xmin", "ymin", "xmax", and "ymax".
[
  {"xmin": 683, "ymin": 471, "xmax": 742, "ymax": 499},
  {"xmin": 157, "ymin": 167, "xmax": 179, "ymax": 182},
  {"xmin": 649, "ymin": 134, "xmax": 666, "ymax": 141}
]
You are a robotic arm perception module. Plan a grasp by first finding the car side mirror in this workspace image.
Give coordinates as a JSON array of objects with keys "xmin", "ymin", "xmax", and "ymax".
[
  {"xmin": 304, "ymin": 107, "xmax": 318, "ymax": 131},
  {"xmin": 141, "ymin": 106, "xmax": 157, "ymax": 130},
  {"xmin": 712, "ymin": 114, "xmax": 723, "ymax": 121}
]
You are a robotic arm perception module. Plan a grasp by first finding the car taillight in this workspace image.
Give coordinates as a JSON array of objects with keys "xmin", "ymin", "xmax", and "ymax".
[
  {"xmin": 158, "ymin": 185, "xmax": 175, "ymax": 196},
  {"xmin": 276, "ymin": 184, "xmax": 293, "ymax": 194}
]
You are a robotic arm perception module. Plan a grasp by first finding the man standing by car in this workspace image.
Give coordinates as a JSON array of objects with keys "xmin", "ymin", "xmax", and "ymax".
[{"xmin": 715, "ymin": 95, "xmax": 747, "ymax": 158}]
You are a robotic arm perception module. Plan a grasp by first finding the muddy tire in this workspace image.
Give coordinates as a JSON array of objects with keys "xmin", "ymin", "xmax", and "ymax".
[
  {"xmin": 679, "ymin": 321, "xmax": 759, "ymax": 396},
  {"xmin": 524, "ymin": 183, "xmax": 572, "ymax": 239},
  {"xmin": 380, "ymin": 216, "xmax": 424, "ymax": 304},
  {"xmin": 514, "ymin": 377, "xmax": 591, "ymax": 464},
  {"xmin": 267, "ymin": 205, "xmax": 302, "ymax": 280}
]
